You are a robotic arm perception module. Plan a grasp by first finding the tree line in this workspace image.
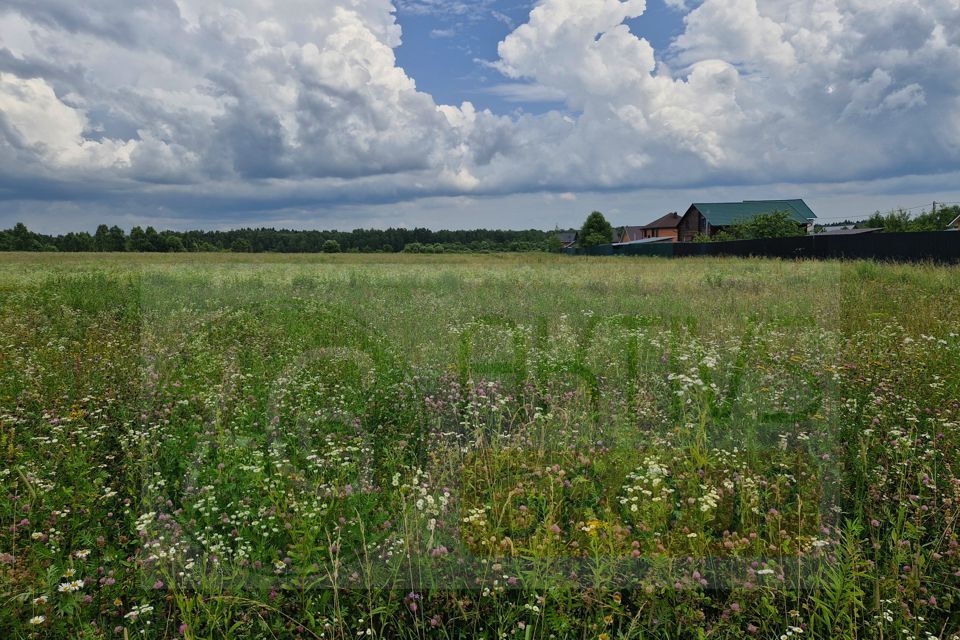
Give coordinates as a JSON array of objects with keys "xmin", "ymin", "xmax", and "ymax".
[
  {"xmin": 862, "ymin": 205, "xmax": 960, "ymax": 233},
  {"xmin": 5, "ymin": 205, "xmax": 955, "ymax": 254},
  {"xmin": 0, "ymin": 223, "xmax": 562, "ymax": 253}
]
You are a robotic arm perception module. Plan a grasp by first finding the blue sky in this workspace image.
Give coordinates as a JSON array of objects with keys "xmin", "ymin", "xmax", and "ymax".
[
  {"xmin": 1, "ymin": 0, "xmax": 960, "ymax": 233},
  {"xmin": 394, "ymin": 0, "xmax": 686, "ymax": 114}
]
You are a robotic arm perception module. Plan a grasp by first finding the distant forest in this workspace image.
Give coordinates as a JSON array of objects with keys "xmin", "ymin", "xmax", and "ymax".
[
  {"xmin": 0, "ymin": 223, "xmax": 565, "ymax": 253},
  {"xmin": 2, "ymin": 204, "xmax": 956, "ymax": 254}
]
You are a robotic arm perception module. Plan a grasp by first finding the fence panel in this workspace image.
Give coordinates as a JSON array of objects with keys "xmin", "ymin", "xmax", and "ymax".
[
  {"xmin": 565, "ymin": 232, "xmax": 959, "ymax": 262},
  {"xmin": 671, "ymin": 232, "xmax": 960, "ymax": 263}
]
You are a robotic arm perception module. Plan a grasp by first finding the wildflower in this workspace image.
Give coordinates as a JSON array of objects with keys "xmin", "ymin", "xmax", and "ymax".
[
  {"xmin": 124, "ymin": 604, "xmax": 154, "ymax": 619},
  {"xmin": 29, "ymin": 615, "xmax": 45, "ymax": 625},
  {"xmin": 582, "ymin": 519, "xmax": 603, "ymax": 536},
  {"xmin": 405, "ymin": 591, "xmax": 421, "ymax": 613},
  {"xmin": 74, "ymin": 549, "xmax": 91, "ymax": 559},
  {"xmin": 32, "ymin": 596, "xmax": 48, "ymax": 605},
  {"xmin": 58, "ymin": 580, "xmax": 83, "ymax": 593}
]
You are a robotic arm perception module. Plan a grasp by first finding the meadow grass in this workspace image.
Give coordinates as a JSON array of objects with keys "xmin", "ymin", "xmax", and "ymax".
[{"xmin": 1, "ymin": 253, "xmax": 959, "ymax": 639}]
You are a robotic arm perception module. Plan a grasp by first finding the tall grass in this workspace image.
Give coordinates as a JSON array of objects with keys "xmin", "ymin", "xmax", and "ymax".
[{"xmin": 1, "ymin": 253, "xmax": 959, "ymax": 639}]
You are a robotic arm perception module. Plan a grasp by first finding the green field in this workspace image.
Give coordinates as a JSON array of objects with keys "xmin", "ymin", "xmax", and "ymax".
[{"xmin": 2, "ymin": 253, "xmax": 959, "ymax": 639}]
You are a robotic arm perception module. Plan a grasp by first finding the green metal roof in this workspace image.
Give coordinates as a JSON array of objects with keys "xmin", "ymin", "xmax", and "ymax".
[{"xmin": 691, "ymin": 199, "xmax": 816, "ymax": 226}]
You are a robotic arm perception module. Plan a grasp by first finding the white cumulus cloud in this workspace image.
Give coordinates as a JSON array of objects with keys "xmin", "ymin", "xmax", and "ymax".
[{"xmin": 0, "ymin": 0, "xmax": 958, "ymax": 226}]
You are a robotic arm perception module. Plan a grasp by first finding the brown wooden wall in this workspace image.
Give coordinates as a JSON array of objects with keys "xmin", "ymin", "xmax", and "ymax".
[{"xmin": 678, "ymin": 207, "xmax": 706, "ymax": 242}]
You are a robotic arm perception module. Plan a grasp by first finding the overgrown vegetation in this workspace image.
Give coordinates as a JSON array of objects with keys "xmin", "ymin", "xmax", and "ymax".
[
  {"xmin": 2, "ymin": 253, "xmax": 959, "ymax": 640},
  {"xmin": 864, "ymin": 205, "xmax": 960, "ymax": 233},
  {"xmin": 695, "ymin": 211, "xmax": 807, "ymax": 242}
]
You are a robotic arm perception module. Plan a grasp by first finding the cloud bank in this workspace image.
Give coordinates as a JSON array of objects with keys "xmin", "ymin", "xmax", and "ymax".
[{"xmin": 1, "ymin": 0, "xmax": 959, "ymax": 226}]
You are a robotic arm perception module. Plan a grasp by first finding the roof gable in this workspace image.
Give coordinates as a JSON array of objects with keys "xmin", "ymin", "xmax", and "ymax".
[
  {"xmin": 691, "ymin": 200, "xmax": 816, "ymax": 226},
  {"xmin": 642, "ymin": 212, "xmax": 682, "ymax": 229}
]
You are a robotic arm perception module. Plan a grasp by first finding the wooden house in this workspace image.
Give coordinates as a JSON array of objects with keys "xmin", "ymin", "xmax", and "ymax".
[
  {"xmin": 555, "ymin": 232, "xmax": 578, "ymax": 248},
  {"xmin": 950, "ymin": 213, "xmax": 960, "ymax": 231},
  {"xmin": 677, "ymin": 199, "xmax": 817, "ymax": 242}
]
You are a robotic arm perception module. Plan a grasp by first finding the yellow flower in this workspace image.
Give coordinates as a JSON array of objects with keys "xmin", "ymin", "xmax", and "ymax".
[
  {"xmin": 582, "ymin": 519, "xmax": 604, "ymax": 536},
  {"xmin": 603, "ymin": 614, "xmax": 614, "ymax": 625},
  {"xmin": 599, "ymin": 634, "xmax": 610, "ymax": 640}
]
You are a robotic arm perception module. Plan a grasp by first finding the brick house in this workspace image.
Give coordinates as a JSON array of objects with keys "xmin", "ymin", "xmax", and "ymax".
[{"xmin": 619, "ymin": 213, "xmax": 683, "ymax": 244}]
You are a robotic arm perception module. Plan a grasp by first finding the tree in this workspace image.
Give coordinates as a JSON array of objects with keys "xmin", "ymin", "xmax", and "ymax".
[
  {"xmin": 321, "ymin": 239, "xmax": 340, "ymax": 253},
  {"xmin": 546, "ymin": 234, "xmax": 564, "ymax": 253},
  {"xmin": 163, "ymin": 234, "xmax": 186, "ymax": 252},
  {"xmin": 191, "ymin": 241, "xmax": 219, "ymax": 252},
  {"xmin": 144, "ymin": 226, "xmax": 162, "ymax": 252},
  {"xmin": 903, "ymin": 205, "xmax": 958, "ymax": 232},
  {"xmin": 865, "ymin": 209, "xmax": 911, "ymax": 233},
  {"xmin": 11, "ymin": 223, "xmax": 33, "ymax": 251},
  {"xmin": 128, "ymin": 227, "xmax": 152, "ymax": 252},
  {"xmin": 579, "ymin": 211, "xmax": 614, "ymax": 247},
  {"xmin": 61, "ymin": 232, "xmax": 95, "ymax": 251},
  {"xmin": 725, "ymin": 211, "xmax": 805, "ymax": 240},
  {"xmin": 231, "ymin": 238, "xmax": 253, "ymax": 253},
  {"xmin": 107, "ymin": 226, "xmax": 126, "ymax": 251},
  {"xmin": 94, "ymin": 224, "xmax": 111, "ymax": 251}
]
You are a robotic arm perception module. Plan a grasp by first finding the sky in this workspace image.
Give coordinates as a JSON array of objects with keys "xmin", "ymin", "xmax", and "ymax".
[{"xmin": 1, "ymin": 0, "xmax": 960, "ymax": 233}]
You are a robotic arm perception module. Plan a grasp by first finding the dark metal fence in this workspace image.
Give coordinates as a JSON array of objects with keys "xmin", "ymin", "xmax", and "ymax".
[{"xmin": 565, "ymin": 232, "xmax": 960, "ymax": 263}]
